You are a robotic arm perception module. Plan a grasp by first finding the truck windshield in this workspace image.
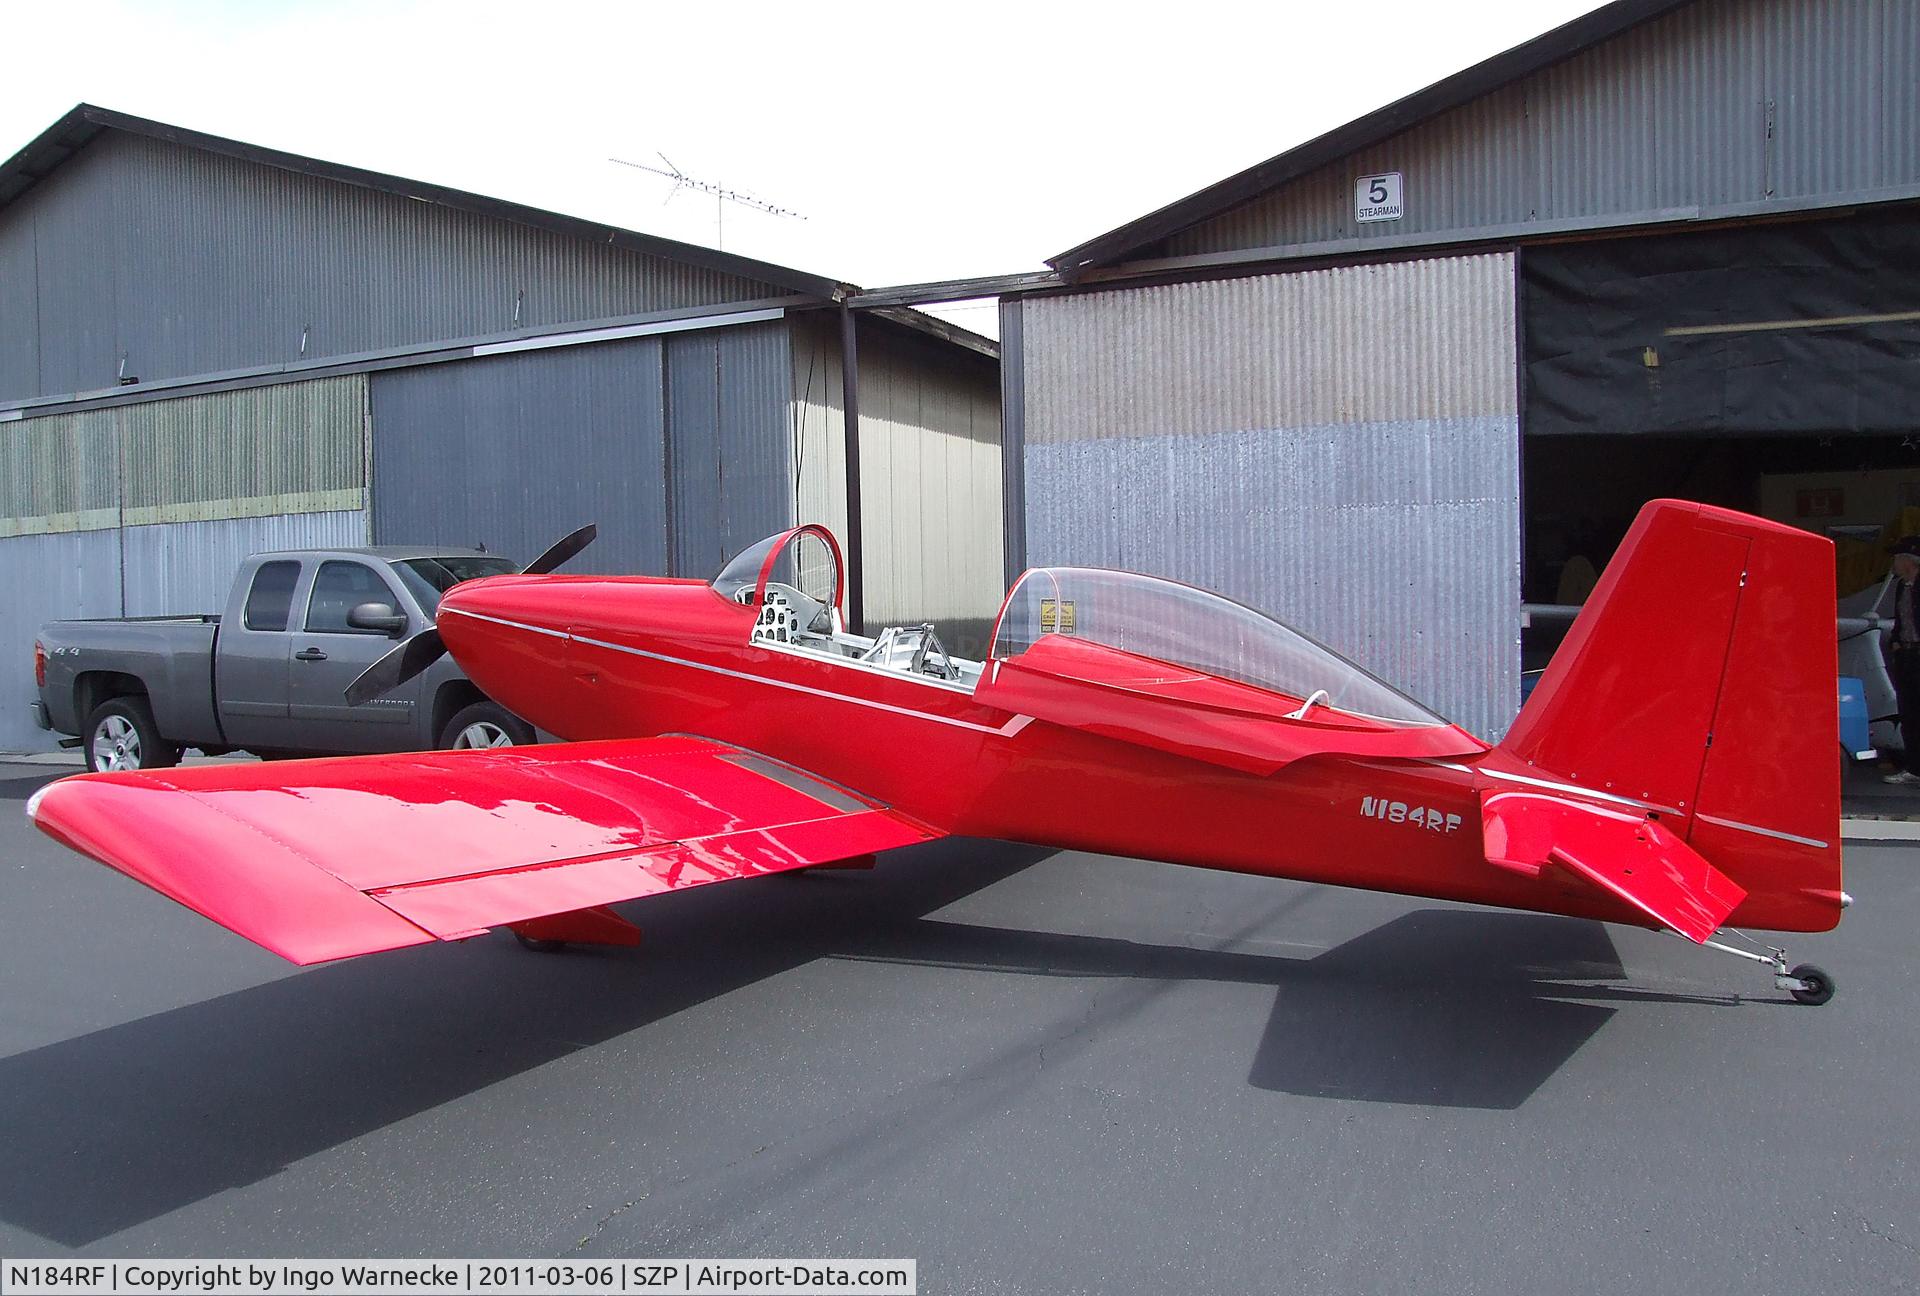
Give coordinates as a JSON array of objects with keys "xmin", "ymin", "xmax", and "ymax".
[{"xmin": 394, "ymin": 556, "xmax": 520, "ymax": 615}]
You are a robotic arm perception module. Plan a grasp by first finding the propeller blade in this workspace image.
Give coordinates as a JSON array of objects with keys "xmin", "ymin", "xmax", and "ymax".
[
  {"xmin": 346, "ymin": 522, "xmax": 592, "ymax": 705},
  {"xmin": 344, "ymin": 628, "xmax": 446, "ymax": 706},
  {"xmin": 523, "ymin": 523, "xmax": 598, "ymax": 575}
]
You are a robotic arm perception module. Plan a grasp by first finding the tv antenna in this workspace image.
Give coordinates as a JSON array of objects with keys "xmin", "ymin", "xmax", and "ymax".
[{"xmin": 610, "ymin": 153, "xmax": 806, "ymax": 249}]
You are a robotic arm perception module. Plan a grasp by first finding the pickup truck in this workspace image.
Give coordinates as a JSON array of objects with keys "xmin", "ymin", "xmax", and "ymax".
[{"xmin": 33, "ymin": 546, "xmax": 537, "ymax": 772}]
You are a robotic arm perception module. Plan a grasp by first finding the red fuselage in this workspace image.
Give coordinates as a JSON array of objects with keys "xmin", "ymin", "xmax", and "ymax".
[{"xmin": 436, "ymin": 573, "xmax": 1841, "ymax": 935}]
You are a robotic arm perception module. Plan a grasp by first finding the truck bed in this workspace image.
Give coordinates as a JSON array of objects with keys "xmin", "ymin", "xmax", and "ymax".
[{"xmin": 36, "ymin": 616, "xmax": 223, "ymax": 747}]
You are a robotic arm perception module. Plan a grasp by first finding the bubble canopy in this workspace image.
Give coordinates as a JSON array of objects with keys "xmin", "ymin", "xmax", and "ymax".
[{"xmin": 988, "ymin": 567, "xmax": 1447, "ymax": 727}]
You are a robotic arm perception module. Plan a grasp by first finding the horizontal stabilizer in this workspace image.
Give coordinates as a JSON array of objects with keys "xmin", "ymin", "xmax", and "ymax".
[
  {"xmin": 28, "ymin": 737, "xmax": 938, "ymax": 965},
  {"xmin": 1480, "ymin": 791, "xmax": 1746, "ymax": 943}
]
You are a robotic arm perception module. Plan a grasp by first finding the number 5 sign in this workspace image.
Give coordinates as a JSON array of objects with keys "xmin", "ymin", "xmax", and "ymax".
[{"xmin": 1355, "ymin": 172, "xmax": 1403, "ymax": 223}]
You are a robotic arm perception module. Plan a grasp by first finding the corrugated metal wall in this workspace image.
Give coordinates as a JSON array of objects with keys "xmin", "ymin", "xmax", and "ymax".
[
  {"xmin": 119, "ymin": 511, "xmax": 369, "ymax": 617},
  {"xmin": 791, "ymin": 315, "xmax": 851, "ymax": 549},
  {"xmin": 855, "ymin": 321, "xmax": 1005, "ymax": 652},
  {"xmin": 0, "ymin": 376, "xmax": 366, "ymax": 536},
  {"xmin": 663, "ymin": 323, "xmax": 796, "ymax": 580},
  {"xmin": 118, "ymin": 379, "xmax": 366, "ymax": 523},
  {"xmin": 370, "ymin": 338, "xmax": 669, "ymax": 575},
  {"xmin": 370, "ymin": 323, "xmax": 793, "ymax": 579},
  {"xmin": 0, "ymin": 131, "xmax": 782, "ymax": 402},
  {"xmin": 786, "ymin": 316, "xmax": 1004, "ymax": 650},
  {"xmin": 0, "ymin": 530, "xmax": 123, "ymax": 753},
  {"xmin": 0, "ymin": 205, "xmax": 37, "ymax": 401},
  {"xmin": 1019, "ymin": 254, "xmax": 1521, "ymax": 738},
  {"xmin": 0, "ymin": 376, "xmax": 369, "ymax": 752},
  {"xmin": 0, "ymin": 407, "xmax": 118, "ymax": 535},
  {"xmin": 1168, "ymin": 0, "xmax": 1920, "ymax": 257}
]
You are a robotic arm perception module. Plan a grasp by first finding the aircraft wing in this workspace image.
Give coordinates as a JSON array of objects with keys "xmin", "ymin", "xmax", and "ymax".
[
  {"xmin": 1479, "ymin": 790, "xmax": 1747, "ymax": 942},
  {"xmin": 27, "ymin": 737, "xmax": 938, "ymax": 965}
]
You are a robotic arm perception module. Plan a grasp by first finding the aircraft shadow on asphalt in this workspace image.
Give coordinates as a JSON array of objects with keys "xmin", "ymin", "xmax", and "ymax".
[
  {"xmin": 0, "ymin": 838, "xmax": 1047, "ymax": 1247},
  {"xmin": 1246, "ymin": 911, "xmax": 1631, "ymax": 1109},
  {"xmin": 0, "ymin": 831, "xmax": 1730, "ymax": 1247},
  {"xmin": 839, "ymin": 907, "xmax": 1710, "ymax": 1112}
]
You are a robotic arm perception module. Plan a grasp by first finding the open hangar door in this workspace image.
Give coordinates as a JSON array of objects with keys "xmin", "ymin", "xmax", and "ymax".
[{"xmin": 1519, "ymin": 206, "xmax": 1920, "ymax": 755}]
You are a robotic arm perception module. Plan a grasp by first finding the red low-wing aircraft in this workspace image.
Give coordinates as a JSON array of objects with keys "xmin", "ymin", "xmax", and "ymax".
[{"xmin": 27, "ymin": 499, "xmax": 1846, "ymax": 1002}]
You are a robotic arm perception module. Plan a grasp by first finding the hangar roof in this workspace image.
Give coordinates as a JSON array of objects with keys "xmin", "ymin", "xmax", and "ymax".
[
  {"xmin": 0, "ymin": 103, "xmax": 854, "ymax": 302},
  {"xmin": 1048, "ymin": 0, "xmax": 1696, "ymax": 277}
]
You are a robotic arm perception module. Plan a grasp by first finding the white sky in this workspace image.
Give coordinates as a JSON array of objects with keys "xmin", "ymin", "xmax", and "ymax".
[{"xmin": 3, "ymin": 1, "xmax": 1611, "ymax": 335}]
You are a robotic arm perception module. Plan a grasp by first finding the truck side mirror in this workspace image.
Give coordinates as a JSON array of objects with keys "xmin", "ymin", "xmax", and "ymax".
[{"xmin": 348, "ymin": 602, "xmax": 409, "ymax": 637}]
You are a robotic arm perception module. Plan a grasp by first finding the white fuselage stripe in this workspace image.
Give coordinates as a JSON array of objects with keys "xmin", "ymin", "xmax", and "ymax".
[
  {"xmin": 1419, "ymin": 760, "xmax": 1683, "ymax": 815},
  {"xmin": 1693, "ymin": 813, "xmax": 1830, "ymax": 850},
  {"xmin": 1425, "ymin": 760, "xmax": 1832, "ymax": 848},
  {"xmin": 441, "ymin": 607, "xmax": 1034, "ymax": 738},
  {"xmin": 1482, "ymin": 789, "xmax": 1649, "ymax": 826}
]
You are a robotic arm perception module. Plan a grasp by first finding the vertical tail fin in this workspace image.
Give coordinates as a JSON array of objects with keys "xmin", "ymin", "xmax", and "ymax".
[{"xmin": 1499, "ymin": 499, "xmax": 1842, "ymax": 931}]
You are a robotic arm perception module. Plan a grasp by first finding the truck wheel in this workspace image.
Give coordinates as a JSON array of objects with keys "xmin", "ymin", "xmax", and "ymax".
[
  {"xmin": 85, "ymin": 697, "xmax": 181, "ymax": 773},
  {"xmin": 440, "ymin": 701, "xmax": 535, "ymax": 751}
]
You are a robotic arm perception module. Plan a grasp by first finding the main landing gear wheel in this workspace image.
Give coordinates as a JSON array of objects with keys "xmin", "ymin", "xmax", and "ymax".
[
  {"xmin": 1787, "ymin": 963, "xmax": 1835, "ymax": 1006},
  {"xmin": 513, "ymin": 932, "xmax": 568, "ymax": 954}
]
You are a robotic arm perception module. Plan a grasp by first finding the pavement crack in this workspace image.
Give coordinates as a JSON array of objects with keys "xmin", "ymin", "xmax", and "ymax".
[
  {"xmin": 1851, "ymin": 1211, "xmax": 1919, "ymax": 1259},
  {"xmin": 569, "ymin": 1191, "xmax": 649, "ymax": 1253},
  {"xmin": 1038, "ymin": 991, "xmax": 1102, "ymax": 1072}
]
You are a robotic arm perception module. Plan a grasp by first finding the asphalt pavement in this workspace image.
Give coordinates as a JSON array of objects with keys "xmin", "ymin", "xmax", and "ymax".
[{"xmin": 0, "ymin": 758, "xmax": 1914, "ymax": 1294}]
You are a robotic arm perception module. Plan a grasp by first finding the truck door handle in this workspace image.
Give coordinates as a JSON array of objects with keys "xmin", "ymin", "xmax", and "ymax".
[{"xmin": 294, "ymin": 648, "xmax": 329, "ymax": 661}]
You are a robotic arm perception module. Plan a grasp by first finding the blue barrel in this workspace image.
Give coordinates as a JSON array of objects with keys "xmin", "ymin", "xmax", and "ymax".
[{"xmin": 1840, "ymin": 675, "xmax": 1874, "ymax": 760}]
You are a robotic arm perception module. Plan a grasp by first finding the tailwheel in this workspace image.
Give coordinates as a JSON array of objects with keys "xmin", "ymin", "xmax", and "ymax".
[
  {"xmin": 1786, "ymin": 963, "xmax": 1835, "ymax": 1006},
  {"xmin": 514, "ymin": 932, "xmax": 568, "ymax": 954},
  {"xmin": 1699, "ymin": 933, "xmax": 1839, "ymax": 1005}
]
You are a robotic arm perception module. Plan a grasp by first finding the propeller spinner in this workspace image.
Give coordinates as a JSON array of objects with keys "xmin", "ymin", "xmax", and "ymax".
[{"xmin": 344, "ymin": 523, "xmax": 597, "ymax": 706}]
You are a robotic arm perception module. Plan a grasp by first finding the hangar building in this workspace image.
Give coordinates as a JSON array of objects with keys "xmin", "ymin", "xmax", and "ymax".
[
  {"xmin": 992, "ymin": 0, "xmax": 1919, "ymax": 739},
  {"xmin": 0, "ymin": 106, "xmax": 1002, "ymax": 753}
]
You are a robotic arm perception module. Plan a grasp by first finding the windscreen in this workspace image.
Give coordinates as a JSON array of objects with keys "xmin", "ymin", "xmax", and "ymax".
[
  {"xmin": 990, "ymin": 567, "xmax": 1447, "ymax": 726},
  {"xmin": 394, "ymin": 556, "xmax": 520, "ymax": 616},
  {"xmin": 712, "ymin": 534, "xmax": 780, "ymax": 605},
  {"xmin": 710, "ymin": 528, "xmax": 840, "ymax": 610}
]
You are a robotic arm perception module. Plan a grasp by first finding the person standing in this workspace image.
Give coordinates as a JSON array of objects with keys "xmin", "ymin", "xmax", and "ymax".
[{"xmin": 1884, "ymin": 537, "xmax": 1920, "ymax": 784}]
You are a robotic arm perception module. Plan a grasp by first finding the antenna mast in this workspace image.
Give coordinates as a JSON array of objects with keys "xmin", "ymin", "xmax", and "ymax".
[{"xmin": 610, "ymin": 153, "xmax": 806, "ymax": 249}]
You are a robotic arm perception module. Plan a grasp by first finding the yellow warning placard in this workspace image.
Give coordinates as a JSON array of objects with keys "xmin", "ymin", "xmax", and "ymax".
[{"xmin": 1039, "ymin": 598, "xmax": 1076, "ymax": 634}]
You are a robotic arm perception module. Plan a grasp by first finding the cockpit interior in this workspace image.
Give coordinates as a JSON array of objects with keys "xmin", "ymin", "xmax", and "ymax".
[{"xmin": 711, "ymin": 525, "xmax": 984, "ymax": 688}]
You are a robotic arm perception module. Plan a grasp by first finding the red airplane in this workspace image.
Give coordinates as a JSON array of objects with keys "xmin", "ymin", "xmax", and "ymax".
[{"xmin": 26, "ymin": 498, "xmax": 1846, "ymax": 1003}]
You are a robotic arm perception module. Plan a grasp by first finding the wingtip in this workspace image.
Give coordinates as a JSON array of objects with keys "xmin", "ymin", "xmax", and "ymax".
[
  {"xmin": 22, "ymin": 772, "xmax": 88, "ymax": 827},
  {"xmin": 26, "ymin": 771, "xmax": 439, "ymax": 965}
]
